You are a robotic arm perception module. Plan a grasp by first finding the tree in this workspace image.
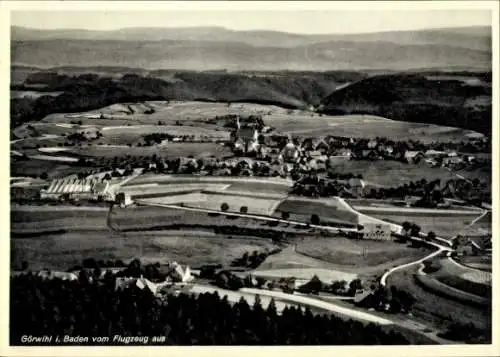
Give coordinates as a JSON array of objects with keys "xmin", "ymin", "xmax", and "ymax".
[
  {"xmin": 310, "ymin": 214, "xmax": 320, "ymax": 226},
  {"xmin": 330, "ymin": 280, "xmax": 347, "ymax": 295},
  {"xmin": 348, "ymin": 279, "xmax": 363, "ymax": 296},
  {"xmin": 401, "ymin": 221, "xmax": 412, "ymax": 237},
  {"xmin": 410, "ymin": 224, "xmax": 421, "ymax": 237},
  {"xmin": 240, "ymin": 206, "xmax": 248, "ymax": 214},
  {"xmin": 221, "ymin": 202, "xmax": 229, "ymax": 212},
  {"xmin": 39, "ymin": 172, "xmax": 49, "ymax": 180},
  {"xmin": 281, "ymin": 211, "xmax": 290, "ymax": 220},
  {"xmin": 427, "ymin": 231, "xmax": 436, "ymax": 242}
]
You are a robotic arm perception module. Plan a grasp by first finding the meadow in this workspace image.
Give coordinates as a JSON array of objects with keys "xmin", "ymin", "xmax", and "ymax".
[
  {"xmin": 69, "ymin": 142, "xmax": 232, "ymax": 159},
  {"xmin": 183, "ymin": 193, "xmax": 284, "ymax": 216},
  {"xmin": 295, "ymin": 237, "xmax": 432, "ymax": 274},
  {"xmin": 273, "ymin": 197, "xmax": 359, "ymax": 224},
  {"xmin": 267, "ymin": 113, "xmax": 482, "ymax": 143},
  {"xmin": 387, "ymin": 267, "xmax": 491, "ymax": 331},
  {"xmin": 11, "ymin": 230, "xmax": 279, "ymax": 271},
  {"xmin": 328, "ymin": 160, "xmax": 474, "ymax": 187},
  {"xmin": 369, "ymin": 213, "xmax": 485, "ymax": 238}
]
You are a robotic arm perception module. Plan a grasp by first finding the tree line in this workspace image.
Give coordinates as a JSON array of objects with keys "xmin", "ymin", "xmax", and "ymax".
[{"xmin": 10, "ymin": 272, "xmax": 410, "ymax": 345}]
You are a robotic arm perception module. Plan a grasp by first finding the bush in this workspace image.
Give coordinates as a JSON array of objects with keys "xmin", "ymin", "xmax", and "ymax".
[
  {"xmin": 221, "ymin": 202, "xmax": 229, "ymax": 212},
  {"xmin": 281, "ymin": 211, "xmax": 290, "ymax": 220},
  {"xmin": 440, "ymin": 322, "xmax": 492, "ymax": 343},
  {"xmin": 240, "ymin": 206, "xmax": 248, "ymax": 214}
]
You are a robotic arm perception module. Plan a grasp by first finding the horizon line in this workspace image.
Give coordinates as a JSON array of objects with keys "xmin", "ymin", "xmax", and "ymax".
[{"xmin": 11, "ymin": 24, "xmax": 492, "ymax": 37}]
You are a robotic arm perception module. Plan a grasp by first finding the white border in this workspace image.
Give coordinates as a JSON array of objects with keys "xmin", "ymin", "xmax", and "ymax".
[{"xmin": 1, "ymin": 1, "xmax": 499, "ymax": 356}]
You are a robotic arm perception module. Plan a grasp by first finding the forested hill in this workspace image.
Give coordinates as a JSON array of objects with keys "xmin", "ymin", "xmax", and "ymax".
[
  {"xmin": 10, "ymin": 273, "xmax": 411, "ymax": 345},
  {"xmin": 10, "ymin": 68, "xmax": 492, "ymax": 135},
  {"xmin": 10, "ymin": 68, "xmax": 364, "ymax": 128},
  {"xmin": 319, "ymin": 73, "xmax": 492, "ymax": 135}
]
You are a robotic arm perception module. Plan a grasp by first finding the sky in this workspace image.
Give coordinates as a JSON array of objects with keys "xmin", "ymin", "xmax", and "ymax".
[{"xmin": 10, "ymin": 8, "xmax": 492, "ymax": 35}]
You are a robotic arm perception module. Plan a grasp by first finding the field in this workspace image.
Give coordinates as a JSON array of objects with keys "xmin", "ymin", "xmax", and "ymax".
[
  {"xmin": 455, "ymin": 255, "xmax": 491, "ymax": 272},
  {"xmin": 118, "ymin": 183, "xmax": 230, "ymax": 197},
  {"xmin": 124, "ymin": 174, "xmax": 294, "ymax": 192},
  {"xmin": 295, "ymin": 237, "xmax": 433, "ymax": 274},
  {"xmin": 331, "ymin": 160, "xmax": 489, "ymax": 187},
  {"xmin": 267, "ymin": 114, "xmax": 483, "ymax": 143},
  {"xmin": 273, "ymin": 197, "xmax": 358, "ymax": 224},
  {"xmin": 69, "ymin": 142, "xmax": 232, "ymax": 159},
  {"xmin": 10, "ymin": 158, "xmax": 90, "ymax": 179},
  {"xmin": 99, "ymin": 125, "xmax": 230, "ymax": 146},
  {"xmin": 369, "ymin": 213, "xmax": 484, "ymax": 238},
  {"xmin": 138, "ymin": 193, "xmax": 283, "ymax": 216},
  {"xmin": 251, "ymin": 268, "xmax": 358, "ymax": 285},
  {"xmin": 15, "ymin": 101, "xmax": 485, "ymax": 152},
  {"xmin": 434, "ymin": 258, "xmax": 492, "ymax": 287},
  {"xmin": 11, "ymin": 204, "xmax": 317, "ymax": 237},
  {"xmin": 183, "ymin": 193, "xmax": 283, "ymax": 216},
  {"xmin": 11, "ymin": 230, "xmax": 279, "ymax": 271},
  {"xmin": 387, "ymin": 267, "xmax": 491, "ymax": 331}
]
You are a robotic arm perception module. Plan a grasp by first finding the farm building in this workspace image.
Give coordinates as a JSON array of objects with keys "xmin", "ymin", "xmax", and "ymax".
[
  {"xmin": 40, "ymin": 177, "xmax": 112, "ymax": 201},
  {"xmin": 404, "ymin": 151, "xmax": 424, "ymax": 164},
  {"xmin": 362, "ymin": 223, "xmax": 392, "ymax": 241}
]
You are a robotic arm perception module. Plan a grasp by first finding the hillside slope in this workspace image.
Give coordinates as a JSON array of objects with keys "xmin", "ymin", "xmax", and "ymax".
[{"xmin": 319, "ymin": 73, "xmax": 492, "ymax": 135}]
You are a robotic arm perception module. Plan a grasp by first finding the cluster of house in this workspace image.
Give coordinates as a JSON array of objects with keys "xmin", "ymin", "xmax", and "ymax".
[
  {"xmin": 12, "ymin": 261, "xmax": 196, "ymax": 297},
  {"xmin": 115, "ymin": 262, "xmax": 195, "ymax": 297},
  {"xmin": 229, "ymin": 124, "xmax": 483, "ymax": 171}
]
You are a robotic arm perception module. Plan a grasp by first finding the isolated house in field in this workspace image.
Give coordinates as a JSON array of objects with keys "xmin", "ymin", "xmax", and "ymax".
[{"xmin": 404, "ymin": 151, "xmax": 424, "ymax": 164}]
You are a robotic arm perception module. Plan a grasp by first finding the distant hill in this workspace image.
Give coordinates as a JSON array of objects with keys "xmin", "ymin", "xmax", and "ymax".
[
  {"xmin": 10, "ymin": 68, "xmax": 364, "ymax": 129},
  {"xmin": 11, "ymin": 26, "xmax": 491, "ymax": 71},
  {"xmin": 319, "ymin": 73, "xmax": 492, "ymax": 135},
  {"xmin": 10, "ymin": 67, "xmax": 492, "ymax": 136}
]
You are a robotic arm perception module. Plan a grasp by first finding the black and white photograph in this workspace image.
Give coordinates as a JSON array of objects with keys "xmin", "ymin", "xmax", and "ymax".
[{"xmin": 2, "ymin": 0, "xmax": 498, "ymax": 354}]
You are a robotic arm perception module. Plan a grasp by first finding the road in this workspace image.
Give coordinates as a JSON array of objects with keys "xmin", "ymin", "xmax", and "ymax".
[
  {"xmin": 134, "ymin": 199, "xmax": 360, "ymax": 234},
  {"xmin": 189, "ymin": 284, "xmax": 454, "ymax": 344}
]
